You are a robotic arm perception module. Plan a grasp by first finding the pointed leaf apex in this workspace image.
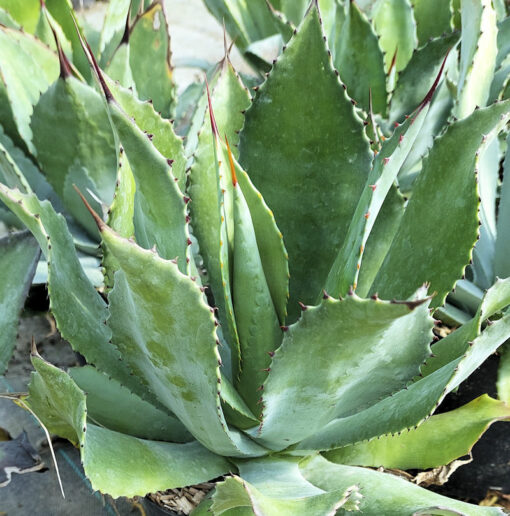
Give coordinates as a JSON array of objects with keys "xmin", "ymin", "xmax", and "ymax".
[
  {"xmin": 73, "ymin": 185, "xmax": 106, "ymax": 231},
  {"xmin": 44, "ymin": 8, "xmax": 72, "ymax": 79},
  {"xmin": 70, "ymin": 10, "xmax": 115, "ymax": 103},
  {"xmin": 416, "ymin": 48, "xmax": 451, "ymax": 114},
  {"xmin": 225, "ymin": 136, "xmax": 238, "ymax": 186},
  {"xmin": 120, "ymin": 1, "xmax": 132, "ymax": 45},
  {"xmin": 205, "ymin": 77, "xmax": 219, "ymax": 137},
  {"xmin": 30, "ymin": 337, "xmax": 41, "ymax": 358}
]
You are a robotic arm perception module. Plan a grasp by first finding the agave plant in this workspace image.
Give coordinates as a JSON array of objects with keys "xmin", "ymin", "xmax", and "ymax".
[
  {"xmin": 0, "ymin": 1, "xmax": 510, "ymax": 513},
  {"xmin": 204, "ymin": 0, "xmax": 510, "ymax": 418}
]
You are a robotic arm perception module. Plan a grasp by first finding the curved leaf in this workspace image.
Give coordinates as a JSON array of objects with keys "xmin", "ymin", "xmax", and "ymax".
[
  {"xmin": 255, "ymin": 290, "xmax": 433, "ymax": 450},
  {"xmin": 324, "ymin": 395, "xmax": 510, "ymax": 470},
  {"xmin": 26, "ymin": 354, "xmax": 231, "ymax": 499}
]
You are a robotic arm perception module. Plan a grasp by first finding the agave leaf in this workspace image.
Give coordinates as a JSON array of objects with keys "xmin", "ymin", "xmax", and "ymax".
[
  {"xmin": 203, "ymin": 0, "xmax": 284, "ymax": 53},
  {"xmin": 0, "ymin": 26, "xmax": 59, "ymax": 153},
  {"xmin": 397, "ymin": 80, "xmax": 455, "ymax": 192},
  {"xmin": 188, "ymin": 59, "xmax": 251, "ymax": 370},
  {"xmin": 98, "ymin": 0, "xmax": 130, "ymax": 65},
  {"xmin": 300, "ymin": 456, "xmax": 505, "ymax": 515},
  {"xmin": 333, "ymin": 0, "xmax": 386, "ymax": 116},
  {"xmin": 102, "ymin": 150, "xmax": 136, "ymax": 289},
  {"xmin": 324, "ymin": 105, "xmax": 429, "ymax": 298},
  {"xmin": 0, "ymin": 185, "xmax": 138, "ymax": 391},
  {"xmin": 101, "ymin": 92, "xmax": 190, "ymax": 272},
  {"xmin": 0, "ymin": 141, "xmax": 32, "ymax": 194},
  {"xmin": 390, "ymin": 33, "xmax": 459, "ymax": 124},
  {"xmin": 105, "ymin": 75, "xmax": 187, "ymax": 185},
  {"xmin": 412, "ymin": 0, "xmax": 453, "ymax": 45},
  {"xmin": 26, "ymin": 354, "xmax": 231, "ymax": 498},
  {"xmin": 106, "ymin": 39, "xmax": 137, "ymax": 94},
  {"xmin": 0, "ymin": 231, "xmax": 40, "ymax": 374},
  {"xmin": 456, "ymin": 0, "xmax": 497, "ymax": 118},
  {"xmin": 102, "ymin": 223, "xmax": 266, "ymax": 457},
  {"xmin": 325, "ymin": 395, "xmax": 510, "ymax": 470},
  {"xmin": 210, "ymin": 456, "xmax": 361, "ymax": 515},
  {"xmin": 498, "ymin": 343, "xmax": 510, "ymax": 404},
  {"xmin": 44, "ymin": 0, "xmax": 91, "ymax": 81},
  {"xmin": 372, "ymin": 0, "xmax": 417, "ymax": 72},
  {"xmin": 496, "ymin": 16, "xmax": 510, "ymax": 69},
  {"xmin": 278, "ymin": 0, "xmax": 308, "ymax": 26},
  {"xmin": 471, "ymin": 135, "xmax": 500, "ymax": 289},
  {"xmin": 355, "ymin": 185, "xmax": 404, "ymax": 298},
  {"xmin": 228, "ymin": 144, "xmax": 282, "ymax": 415},
  {"xmin": 220, "ymin": 374, "xmax": 259, "ymax": 430},
  {"xmin": 494, "ymin": 133, "xmax": 510, "ymax": 278},
  {"xmin": 236, "ymin": 168, "xmax": 289, "ymax": 325},
  {"xmin": 211, "ymin": 475, "xmax": 359, "ymax": 515},
  {"xmin": 239, "ymin": 5, "xmax": 372, "ymax": 321},
  {"xmin": 254, "ymin": 290, "xmax": 433, "ymax": 450},
  {"xmin": 69, "ymin": 365, "xmax": 192, "ymax": 442},
  {"xmin": 298, "ymin": 309, "xmax": 510, "ymax": 450},
  {"xmin": 34, "ymin": 3, "xmax": 72, "ymax": 58},
  {"xmin": 128, "ymin": 0, "xmax": 175, "ymax": 118},
  {"xmin": 370, "ymin": 101, "xmax": 510, "ymax": 307},
  {"xmin": 0, "ymin": 0, "xmax": 39, "ymax": 32},
  {"xmin": 31, "ymin": 75, "xmax": 118, "ymax": 237}
]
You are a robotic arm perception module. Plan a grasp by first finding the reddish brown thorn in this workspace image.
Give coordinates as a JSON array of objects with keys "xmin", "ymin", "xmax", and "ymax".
[
  {"xmin": 364, "ymin": 212, "xmax": 370, "ymax": 219},
  {"xmin": 261, "ymin": 368, "xmax": 271, "ymax": 372},
  {"xmin": 256, "ymin": 385, "xmax": 264, "ymax": 391},
  {"xmin": 348, "ymin": 286, "xmax": 355, "ymax": 296},
  {"xmin": 187, "ymin": 238, "xmax": 192, "ymax": 246},
  {"xmin": 399, "ymin": 134, "xmax": 404, "ymax": 143},
  {"xmin": 73, "ymin": 185, "xmax": 105, "ymax": 230},
  {"xmin": 371, "ymin": 293, "xmax": 379, "ymax": 300},
  {"xmin": 205, "ymin": 77, "xmax": 219, "ymax": 136},
  {"xmin": 369, "ymin": 184, "xmax": 377, "ymax": 191},
  {"xmin": 298, "ymin": 302, "xmax": 307, "ymax": 311},
  {"xmin": 167, "ymin": 158, "xmax": 174, "ymax": 166},
  {"xmin": 267, "ymin": 351, "xmax": 275, "ymax": 357},
  {"xmin": 323, "ymin": 290, "xmax": 330, "ymax": 299},
  {"xmin": 383, "ymin": 157, "xmax": 390, "ymax": 165},
  {"xmin": 280, "ymin": 325, "xmax": 289, "ymax": 332},
  {"xmin": 183, "ymin": 196, "xmax": 191, "ymax": 204}
]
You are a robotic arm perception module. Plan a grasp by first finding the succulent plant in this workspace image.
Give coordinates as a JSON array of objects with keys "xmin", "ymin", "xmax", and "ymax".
[{"xmin": 1, "ymin": 1, "xmax": 510, "ymax": 514}]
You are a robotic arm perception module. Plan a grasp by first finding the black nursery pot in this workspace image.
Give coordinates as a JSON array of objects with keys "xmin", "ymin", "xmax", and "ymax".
[{"xmin": 434, "ymin": 355, "xmax": 510, "ymax": 501}]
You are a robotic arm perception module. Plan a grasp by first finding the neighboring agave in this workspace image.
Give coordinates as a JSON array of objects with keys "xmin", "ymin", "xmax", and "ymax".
[{"xmin": 0, "ymin": 2, "xmax": 510, "ymax": 513}]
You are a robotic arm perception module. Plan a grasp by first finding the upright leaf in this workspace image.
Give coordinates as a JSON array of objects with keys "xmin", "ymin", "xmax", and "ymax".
[
  {"xmin": 31, "ymin": 75, "xmax": 118, "ymax": 237},
  {"xmin": 372, "ymin": 0, "xmax": 417, "ymax": 72},
  {"xmin": 371, "ymin": 101, "xmax": 510, "ymax": 306},
  {"xmin": 105, "ymin": 75, "xmax": 187, "ymax": 184},
  {"xmin": 390, "ymin": 33, "xmax": 459, "ymax": 123},
  {"xmin": 44, "ymin": 0, "xmax": 91, "ymax": 82},
  {"xmin": 239, "ymin": 6, "xmax": 372, "ymax": 321},
  {"xmin": 189, "ymin": 59, "xmax": 251, "ymax": 368},
  {"xmin": 412, "ymin": 0, "xmax": 453, "ymax": 45},
  {"xmin": 495, "ymin": 133, "xmax": 510, "ymax": 278},
  {"xmin": 333, "ymin": 0, "xmax": 386, "ymax": 116},
  {"xmin": 227, "ymin": 143, "xmax": 282, "ymax": 415},
  {"xmin": 0, "ymin": 231, "xmax": 40, "ymax": 373},
  {"xmin": 0, "ymin": 26, "xmax": 59, "ymax": 153},
  {"xmin": 456, "ymin": 0, "xmax": 498, "ymax": 118},
  {"xmin": 129, "ymin": 0, "xmax": 175, "ymax": 118}
]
